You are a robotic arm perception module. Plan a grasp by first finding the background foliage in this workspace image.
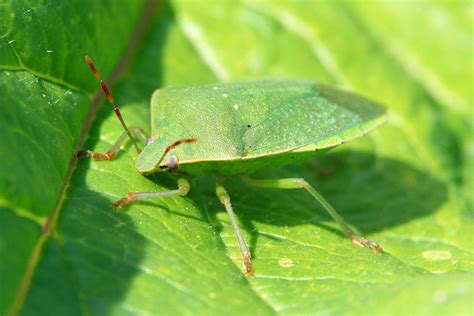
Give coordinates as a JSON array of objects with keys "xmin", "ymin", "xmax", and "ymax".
[{"xmin": 1, "ymin": 0, "xmax": 472, "ymax": 315}]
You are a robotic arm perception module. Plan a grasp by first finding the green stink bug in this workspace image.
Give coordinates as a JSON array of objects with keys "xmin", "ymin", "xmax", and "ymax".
[{"xmin": 78, "ymin": 56, "xmax": 386, "ymax": 276}]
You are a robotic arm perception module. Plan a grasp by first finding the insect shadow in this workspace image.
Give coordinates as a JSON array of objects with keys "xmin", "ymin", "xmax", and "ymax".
[
  {"xmin": 59, "ymin": 149, "xmax": 445, "ymax": 315},
  {"xmin": 187, "ymin": 150, "xmax": 447, "ymax": 258}
]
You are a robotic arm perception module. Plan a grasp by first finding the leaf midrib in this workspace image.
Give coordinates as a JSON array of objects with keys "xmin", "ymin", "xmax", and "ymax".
[{"xmin": 6, "ymin": 1, "xmax": 158, "ymax": 314}]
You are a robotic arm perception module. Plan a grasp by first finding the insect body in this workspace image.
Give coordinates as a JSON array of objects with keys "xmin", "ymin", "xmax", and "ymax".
[{"xmin": 80, "ymin": 56, "xmax": 386, "ymax": 275}]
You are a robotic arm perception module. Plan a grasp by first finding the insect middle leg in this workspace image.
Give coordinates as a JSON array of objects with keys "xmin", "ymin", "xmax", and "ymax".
[
  {"xmin": 216, "ymin": 178, "xmax": 253, "ymax": 276},
  {"xmin": 76, "ymin": 126, "xmax": 148, "ymax": 161},
  {"xmin": 243, "ymin": 177, "xmax": 381, "ymax": 252},
  {"xmin": 113, "ymin": 178, "xmax": 190, "ymax": 208}
]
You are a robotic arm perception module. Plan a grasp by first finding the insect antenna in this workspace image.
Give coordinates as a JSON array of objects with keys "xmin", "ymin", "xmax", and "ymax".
[
  {"xmin": 155, "ymin": 138, "xmax": 197, "ymax": 169},
  {"xmin": 85, "ymin": 55, "xmax": 141, "ymax": 154}
]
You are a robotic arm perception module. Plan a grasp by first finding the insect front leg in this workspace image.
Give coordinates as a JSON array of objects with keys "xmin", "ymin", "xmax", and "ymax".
[
  {"xmin": 76, "ymin": 127, "xmax": 147, "ymax": 161},
  {"xmin": 113, "ymin": 178, "xmax": 190, "ymax": 208},
  {"xmin": 216, "ymin": 178, "xmax": 253, "ymax": 276},
  {"xmin": 243, "ymin": 177, "xmax": 382, "ymax": 252}
]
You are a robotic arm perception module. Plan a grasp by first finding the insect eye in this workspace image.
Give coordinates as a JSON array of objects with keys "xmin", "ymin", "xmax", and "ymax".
[
  {"xmin": 167, "ymin": 154, "xmax": 179, "ymax": 169},
  {"xmin": 147, "ymin": 137, "xmax": 156, "ymax": 145}
]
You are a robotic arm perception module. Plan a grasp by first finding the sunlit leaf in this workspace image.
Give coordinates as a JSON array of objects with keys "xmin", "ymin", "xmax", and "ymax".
[{"xmin": 1, "ymin": 1, "xmax": 472, "ymax": 315}]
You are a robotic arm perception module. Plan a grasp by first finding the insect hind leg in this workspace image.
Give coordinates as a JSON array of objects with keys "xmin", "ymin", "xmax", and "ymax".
[{"xmin": 243, "ymin": 177, "xmax": 382, "ymax": 252}]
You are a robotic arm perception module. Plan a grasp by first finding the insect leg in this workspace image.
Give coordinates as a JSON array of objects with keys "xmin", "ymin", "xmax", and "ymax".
[
  {"xmin": 76, "ymin": 127, "xmax": 147, "ymax": 161},
  {"xmin": 216, "ymin": 178, "xmax": 253, "ymax": 276},
  {"xmin": 243, "ymin": 177, "xmax": 382, "ymax": 252},
  {"xmin": 113, "ymin": 178, "xmax": 190, "ymax": 208}
]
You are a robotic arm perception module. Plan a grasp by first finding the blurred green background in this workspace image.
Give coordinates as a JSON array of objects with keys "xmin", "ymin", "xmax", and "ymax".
[{"xmin": 0, "ymin": 0, "xmax": 472, "ymax": 315}]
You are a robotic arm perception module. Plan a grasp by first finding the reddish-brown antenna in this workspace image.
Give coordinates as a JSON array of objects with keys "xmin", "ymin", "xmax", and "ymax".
[
  {"xmin": 85, "ymin": 55, "xmax": 141, "ymax": 154},
  {"xmin": 155, "ymin": 138, "xmax": 197, "ymax": 168}
]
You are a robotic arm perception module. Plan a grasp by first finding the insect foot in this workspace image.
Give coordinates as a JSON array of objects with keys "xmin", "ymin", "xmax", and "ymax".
[
  {"xmin": 112, "ymin": 193, "xmax": 133, "ymax": 209},
  {"xmin": 74, "ymin": 149, "xmax": 91, "ymax": 158},
  {"xmin": 243, "ymin": 252, "xmax": 253, "ymax": 276},
  {"xmin": 349, "ymin": 233, "xmax": 382, "ymax": 252}
]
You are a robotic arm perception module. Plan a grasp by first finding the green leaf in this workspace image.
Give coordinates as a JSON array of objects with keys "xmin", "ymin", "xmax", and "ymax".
[{"xmin": 1, "ymin": 1, "xmax": 472, "ymax": 315}]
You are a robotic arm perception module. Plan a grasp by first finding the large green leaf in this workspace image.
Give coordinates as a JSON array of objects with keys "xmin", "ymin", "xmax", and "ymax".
[{"xmin": 1, "ymin": 0, "xmax": 472, "ymax": 315}]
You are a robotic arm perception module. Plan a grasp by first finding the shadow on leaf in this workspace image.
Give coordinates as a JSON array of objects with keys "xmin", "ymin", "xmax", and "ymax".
[
  {"xmin": 188, "ymin": 151, "xmax": 447, "ymax": 258},
  {"xmin": 20, "ymin": 3, "xmax": 178, "ymax": 315}
]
